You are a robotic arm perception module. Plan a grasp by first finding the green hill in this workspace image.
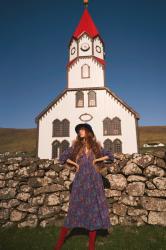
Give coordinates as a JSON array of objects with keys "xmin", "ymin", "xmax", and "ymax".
[{"xmin": 0, "ymin": 126, "xmax": 165, "ymax": 154}]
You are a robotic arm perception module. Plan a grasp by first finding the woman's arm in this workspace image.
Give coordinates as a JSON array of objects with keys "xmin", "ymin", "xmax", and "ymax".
[
  {"xmin": 93, "ymin": 155, "xmax": 109, "ymax": 164},
  {"xmin": 66, "ymin": 159, "xmax": 80, "ymax": 172}
]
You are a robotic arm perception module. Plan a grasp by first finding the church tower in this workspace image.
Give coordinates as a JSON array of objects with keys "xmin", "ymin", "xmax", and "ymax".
[
  {"xmin": 35, "ymin": 0, "xmax": 140, "ymax": 159},
  {"xmin": 67, "ymin": 1, "xmax": 105, "ymax": 88}
]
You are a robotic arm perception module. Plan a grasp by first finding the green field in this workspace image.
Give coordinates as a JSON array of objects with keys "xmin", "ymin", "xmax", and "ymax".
[
  {"xmin": 0, "ymin": 225, "xmax": 166, "ymax": 250},
  {"xmin": 0, "ymin": 126, "xmax": 166, "ymax": 154}
]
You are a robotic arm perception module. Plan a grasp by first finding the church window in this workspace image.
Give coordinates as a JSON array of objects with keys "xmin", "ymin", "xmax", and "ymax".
[
  {"xmin": 76, "ymin": 91, "xmax": 84, "ymax": 107},
  {"xmin": 62, "ymin": 119, "xmax": 70, "ymax": 137},
  {"xmin": 52, "ymin": 119, "xmax": 70, "ymax": 137},
  {"xmin": 103, "ymin": 117, "xmax": 111, "ymax": 135},
  {"xmin": 103, "ymin": 139, "xmax": 113, "ymax": 152},
  {"xmin": 60, "ymin": 140, "xmax": 70, "ymax": 155},
  {"xmin": 52, "ymin": 140, "xmax": 60, "ymax": 158},
  {"xmin": 111, "ymin": 117, "xmax": 121, "ymax": 135},
  {"xmin": 113, "ymin": 139, "xmax": 122, "ymax": 153},
  {"xmin": 81, "ymin": 64, "xmax": 90, "ymax": 78},
  {"xmin": 52, "ymin": 119, "xmax": 61, "ymax": 137},
  {"xmin": 88, "ymin": 90, "xmax": 96, "ymax": 107}
]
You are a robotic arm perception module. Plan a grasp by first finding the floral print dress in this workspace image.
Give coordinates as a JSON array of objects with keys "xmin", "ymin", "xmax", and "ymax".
[{"xmin": 58, "ymin": 145, "xmax": 114, "ymax": 231}]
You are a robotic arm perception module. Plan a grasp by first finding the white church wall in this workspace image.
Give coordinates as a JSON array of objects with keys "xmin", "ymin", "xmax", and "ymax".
[
  {"xmin": 38, "ymin": 89, "xmax": 138, "ymax": 159},
  {"xmin": 69, "ymin": 39, "xmax": 78, "ymax": 61},
  {"xmin": 78, "ymin": 34, "xmax": 93, "ymax": 57},
  {"xmin": 68, "ymin": 57, "xmax": 104, "ymax": 88},
  {"xmin": 93, "ymin": 37, "xmax": 104, "ymax": 60}
]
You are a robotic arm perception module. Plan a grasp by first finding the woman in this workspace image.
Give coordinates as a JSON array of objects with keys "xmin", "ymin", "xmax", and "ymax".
[{"xmin": 54, "ymin": 123, "xmax": 114, "ymax": 250}]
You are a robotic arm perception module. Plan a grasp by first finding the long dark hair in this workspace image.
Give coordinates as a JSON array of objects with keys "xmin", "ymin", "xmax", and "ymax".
[{"xmin": 70, "ymin": 127, "xmax": 102, "ymax": 162}]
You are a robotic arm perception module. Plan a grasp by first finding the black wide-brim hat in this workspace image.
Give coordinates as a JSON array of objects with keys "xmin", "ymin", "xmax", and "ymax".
[{"xmin": 75, "ymin": 123, "xmax": 95, "ymax": 137}]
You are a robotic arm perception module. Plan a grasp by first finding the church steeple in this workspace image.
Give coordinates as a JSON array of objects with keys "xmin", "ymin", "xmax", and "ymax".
[
  {"xmin": 73, "ymin": 8, "xmax": 99, "ymax": 39},
  {"xmin": 67, "ymin": 2, "xmax": 105, "ymax": 89}
]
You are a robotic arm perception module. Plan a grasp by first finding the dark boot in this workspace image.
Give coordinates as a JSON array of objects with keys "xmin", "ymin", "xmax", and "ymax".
[
  {"xmin": 54, "ymin": 226, "xmax": 69, "ymax": 250},
  {"xmin": 88, "ymin": 230, "xmax": 96, "ymax": 250}
]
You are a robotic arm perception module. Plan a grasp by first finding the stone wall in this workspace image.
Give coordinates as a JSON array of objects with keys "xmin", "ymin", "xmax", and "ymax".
[{"xmin": 0, "ymin": 150, "xmax": 166, "ymax": 228}]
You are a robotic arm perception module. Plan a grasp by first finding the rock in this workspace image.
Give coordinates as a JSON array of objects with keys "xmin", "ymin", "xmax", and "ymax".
[
  {"xmin": 156, "ymin": 158, "xmax": 166, "ymax": 169},
  {"xmin": 17, "ymin": 167, "xmax": 29, "ymax": 178},
  {"xmin": 105, "ymin": 189, "xmax": 121, "ymax": 197},
  {"xmin": 109, "ymin": 213, "xmax": 119, "ymax": 225},
  {"xmin": 18, "ymin": 214, "xmax": 38, "ymax": 228},
  {"xmin": 132, "ymin": 155, "xmax": 154, "ymax": 168},
  {"xmin": 59, "ymin": 169, "xmax": 70, "ymax": 180},
  {"xmin": 5, "ymin": 171, "xmax": 14, "ymax": 180},
  {"xmin": 46, "ymin": 170, "xmax": 57, "ymax": 178},
  {"xmin": 140, "ymin": 197, "xmax": 166, "ymax": 211},
  {"xmin": 153, "ymin": 177, "xmax": 166, "ymax": 190},
  {"xmin": 153, "ymin": 150, "xmax": 166, "ymax": 159},
  {"xmin": 127, "ymin": 175, "xmax": 147, "ymax": 182},
  {"xmin": 148, "ymin": 211, "xmax": 166, "ymax": 226},
  {"xmin": 127, "ymin": 208, "xmax": 148, "ymax": 216},
  {"xmin": 10, "ymin": 210, "xmax": 26, "ymax": 222},
  {"xmin": 0, "ymin": 180, "xmax": 5, "ymax": 188},
  {"xmin": 6, "ymin": 180, "xmax": 18, "ymax": 188},
  {"xmin": 46, "ymin": 193, "xmax": 60, "ymax": 206},
  {"xmin": 0, "ymin": 208, "xmax": 9, "ymax": 220},
  {"xmin": 20, "ymin": 159, "xmax": 30, "ymax": 167},
  {"xmin": 122, "ymin": 163, "xmax": 142, "ymax": 175},
  {"xmin": 107, "ymin": 174, "xmax": 127, "ymax": 191},
  {"xmin": 19, "ymin": 185, "xmax": 32, "ymax": 193},
  {"xmin": 16, "ymin": 192, "xmax": 31, "ymax": 202},
  {"xmin": 112, "ymin": 203, "xmax": 127, "ymax": 216},
  {"xmin": 28, "ymin": 177, "xmax": 43, "ymax": 188},
  {"xmin": 40, "ymin": 217, "xmax": 64, "ymax": 228},
  {"xmin": 145, "ymin": 189, "xmax": 166, "ymax": 197},
  {"xmin": 0, "ymin": 188, "xmax": 16, "ymax": 200},
  {"xmin": 38, "ymin": 206, "xmax": 56, "ymax": 219},
  {"xmin": 143, "ymin": 165, "xmax": 165, "ymax": 177},
  {"xmin": 34, "ymin": 184, "xmax": 64, "ymax": 196},
  {"xmin": 145, "ymin": 181, "xmax": 156, "ymax": 189},
  {"xmin": 17, "ymin": 203, "xmax": 38, "ymax": 213},
  {"xmin": 30, "ymin": 195, "xmax": 45, "ymax": 206},
  {"xmin": 60, "ymin": 191, "xmax": 70, "ymax": 202},
  {"xmin": 120, "ymin": 195, "xmax": 139, "ymax": 206},
  {"xmin": 126, "ymin": 182, "xmax": 145, "ymax": 196},
  {"xmin": 61, "ymin": 202, "xmax": 69, "ymax": 212}
]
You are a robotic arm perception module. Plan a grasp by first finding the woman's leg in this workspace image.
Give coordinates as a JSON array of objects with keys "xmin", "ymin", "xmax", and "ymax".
[
  {"xmin": 88, "ymin": 230, "xmax": 96, "ymax": 250},
  {"xmin": 54, "ymin": 226, "xmax": 69, "ymax": 250}
]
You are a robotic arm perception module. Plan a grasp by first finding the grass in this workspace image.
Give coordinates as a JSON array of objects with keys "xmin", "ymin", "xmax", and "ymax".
[
  {"xmin": 0, "ymin": 225, "xmax": 166, "ymax": 250},
  {"xmin": 0, "ymin": 126, "xmax": 166, "ymax": 155}
]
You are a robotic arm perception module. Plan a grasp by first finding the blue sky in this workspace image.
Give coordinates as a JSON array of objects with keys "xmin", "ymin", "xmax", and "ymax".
[{"xmin": 0, "ymin": 0, "xmax": 166, "ymax": 128}]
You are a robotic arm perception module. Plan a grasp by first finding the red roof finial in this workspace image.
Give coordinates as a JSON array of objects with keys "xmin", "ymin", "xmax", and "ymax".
[{"xmin": 83, "ymin": 0, "xmax": 89, "ymax": 8}]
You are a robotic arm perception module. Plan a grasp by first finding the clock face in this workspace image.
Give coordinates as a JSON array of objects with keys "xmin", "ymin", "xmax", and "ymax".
[
  {"xmin": 80, "ymin": 43, "xmax": 90, "ymax": 51},
  {"xmin": 96, "ymin": 45, "xmax": 102, "ymax": 53},
  {"xmin": 71, "ymin": 47, "xmax": 76, "ymax": 55}
]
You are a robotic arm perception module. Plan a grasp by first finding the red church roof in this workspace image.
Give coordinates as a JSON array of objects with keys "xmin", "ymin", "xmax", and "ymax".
[{"xmin": 73, "ymin": 8, "xmax": 99, "ymax": 39}]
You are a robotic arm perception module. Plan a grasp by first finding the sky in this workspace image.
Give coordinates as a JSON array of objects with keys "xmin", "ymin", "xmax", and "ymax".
[{"xmin": 0, "ymin": 0, "xmax": 166, "ymax": 129}]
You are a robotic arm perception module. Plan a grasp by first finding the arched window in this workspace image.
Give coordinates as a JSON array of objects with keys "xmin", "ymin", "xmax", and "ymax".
[
  {"xmin": 76, "ymin": 91, "xmax": 84, "ymax": 107},
  {"xmin": 88, "ymin": 90, "xmax": 96, "ymax": 107},
  {"xmin": 52, "ymin": 119, "xmax": 61, "ymax": 137},
  {"xmin": 62, "ymin": 119, "xmax": 69, "ymax": 137},
  {"xmin": 52, "ymin": 140, "xmax": 60, "ymax": 158},
  {"xmin": 113, "ymin": 139, "xmax": 122, "ymax": 153},
  {"xmin": 111, "ymin": 117, "xmax": 121, "ymax": 135},
  {"xmin": 60, "ymin": 140, "xmax": 70, "ymax": 155},
  {"xmin": 103, "ymin": 117, "xmax": 111, "ymax": 135},
  {"xmin": 81, "ymin": 64, "xmax": 90, "ymax": 78},
  {"xmin": 104, "ymin": 139, "xmax": 113, "ymax": 152}
]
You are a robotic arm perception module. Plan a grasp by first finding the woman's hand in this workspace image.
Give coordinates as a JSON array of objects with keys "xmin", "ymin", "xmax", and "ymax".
[
  {"xmin": 75, "ymin": 163, "xmax": 80, "ymax": 172},
  {"xmin": 93, "ymin": 159, "xmax": 98, "ymax": 165}
]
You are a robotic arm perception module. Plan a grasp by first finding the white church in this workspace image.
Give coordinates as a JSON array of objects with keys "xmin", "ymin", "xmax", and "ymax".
[{"xmin": 35, "ymin": 1, "xmax": 140, "ymax": 160}]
